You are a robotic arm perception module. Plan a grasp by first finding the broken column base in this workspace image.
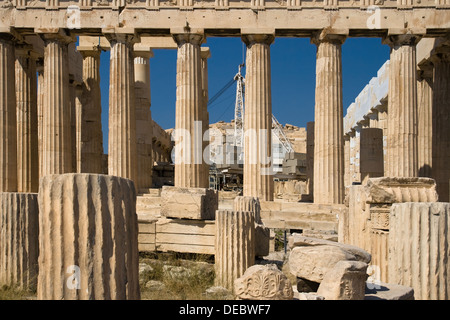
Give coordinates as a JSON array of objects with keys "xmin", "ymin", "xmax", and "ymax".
[
  {"xmin": 341, "ymin": 176, "xmax": 438, "ymax": 282},
  {"xmin": 160, "ymin": 186, "xmax": 218, "ymax": 220}
]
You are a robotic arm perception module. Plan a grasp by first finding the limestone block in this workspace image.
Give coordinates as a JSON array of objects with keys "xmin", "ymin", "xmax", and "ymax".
[
  {"xmin": 233, "ymin": 196, "xmax": 269, "ymax": 257},
  {"xmin": 388, "ymin": 202, "xmax": 450, "ymax": 300},
  {"xmin": 37, "ymin": 173, "xmax": 140, "ymax": 300},
  {"xmin": 215, "ymin": 210, "xmax": 255, "ymax": 291},
  {"xmin": 234, "ymin": 264, "xmax": 293, "ymax": 300},
  {"xmin": 0, "ymin": 192, "xmax": 39, "ymax": 290},
  {"xmin": 364, "ymin": 177, "xmax": 438, "ymax": 204},
  {"xmin": 160, "ymin": 186, "xmax": 218, "ymax": 220},
  {"xmin": 317, "ymin": 260, "xmax": 368, "ymax": 300},
  {"xmin": 288, "ymin": 234, "xmax": 371, "ymax": 263},
  {"xmin": 289, "ymin": 244, "xmax": 370, "ymax": 283}
]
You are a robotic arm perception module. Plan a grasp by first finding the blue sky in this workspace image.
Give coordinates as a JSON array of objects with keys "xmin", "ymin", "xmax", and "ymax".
[{"xmin": 99, "ymin": 37, "xmax": 390, "ymax": 153}]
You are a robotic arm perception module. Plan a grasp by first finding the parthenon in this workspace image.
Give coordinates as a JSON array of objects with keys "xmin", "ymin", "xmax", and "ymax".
[{"xmin": 0, "ymin": 0, "xmax": 450, "ymax": 301}]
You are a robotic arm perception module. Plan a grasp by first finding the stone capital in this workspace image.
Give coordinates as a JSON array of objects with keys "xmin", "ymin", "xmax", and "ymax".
[
  {"xmin": 311, "ymin": 29, "xmax": 347, "ymax": 46},
  {"xmin": 383, "ymin": 34, "xmax": 422, "ymax": 48},
  {"xmin": 429, "ymin": 42, "xmax": 450, "ymax": 65},
  {"xmin": 76, "ymin": 45, "xmax": 102, "ymax": 59},
  {"xmin": 14, "ymin": 43, "xmax": 34, "ymax": 56},
  {"xmin": 417, "ymin": 60, "xmax": 434, "ymax": 81},
  {"xmin": 241, "ymin": 34, "xmax": 275, "ymax": 47},
  {"xmin": 35, "ymin": 28, "xmax": 75, "ymax": 45},
  {"xmin": 103, "ymin": 28, "xmax": 140, "ymax": 46},
  {"xmin": 172, "ymin": 32, "xmax": 204, "ymax": 46},
  {"xmin": 133, "ymin": 46, "xmax": 154, "ymax": 59},
  {"xmin": 200, "ymin": 47, "xmax": 211, "ymax": 59}
]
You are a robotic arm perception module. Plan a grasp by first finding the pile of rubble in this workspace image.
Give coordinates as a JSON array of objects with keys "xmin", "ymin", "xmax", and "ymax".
[{"xmin": 234, "ymin": 234, "xmax": 415, "ymax": 300}]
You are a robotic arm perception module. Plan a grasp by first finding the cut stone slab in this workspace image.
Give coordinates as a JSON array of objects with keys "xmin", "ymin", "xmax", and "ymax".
[
  {"xmin": 289, "ymin": 244, "xmax": 369, "ymax": 283},
  {"xmin": 317, "ymin": 260, "xmax": 368, "ymax": 300},
  {"xmin": 160, "ymin": 186, "xmax": 218, "ymax": 220},
  {"xmin": 234, "ymin": 264, "xmax": 293, "ymax": 300},
  {"xmin": 289, "ymin": 233, "xmax": 371, "ymax": 263},
  {"xmin": 365, "ymin": 281, "xmax": 414, "ymax": 300}
]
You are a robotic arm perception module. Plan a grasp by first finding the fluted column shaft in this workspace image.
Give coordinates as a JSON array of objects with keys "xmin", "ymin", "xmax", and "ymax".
[
  {"xmin": 312, "ymin": 34, "xmax": 346, "ymax": 204},
  {"xmin": 106, "ymin": 33, "xmax": 138, "ymax": 183},
  {"xmin": 36, "ymin": 59, "xmax": 44, "ymax": 179},
  {"xmin": 200, "ymin": 47, "xmax": 211, "ymax": 188},
  {"xmin": 389, "ymin": 202, "xmax": 450, "ymax": 300},
  {"xmin": 37, "ymin": 173, "xmax": 140, "ymax": 300},
  {"xmin": 0, "ymin": 34, "xmax": 17, "ymax": 192},
  {"xmin": 40, "ymin": 32, "xmax": 74, "ymax": 177},
  {"xmin": 242, "ymin": 34, "xmax": 274, "ymax": 201},
  {"xmin": 215, "ymin": 210, "xmax": 255, "ymax": 292},
  {"xmin": 385, "ymin": 34, "xmax": 420, "ymax": 178},
  {"xmin": 417, "ymin": 66, "xmax": 433, "ymax": 178},
  {"xmin": 173, "ymin": 33, "xmax": 204, "ymax": 188},
  {"xmin": 0, "ymin": 192, "xmax": 39, "ymax": 290},
  {"xmin": 134, "ymin": 49, "xmax": 153, "ymax": 190},
  {"xmin": 431, "ymin": 50, "xmax": 450, "ymax": 202},
  {"xmin": 77, "ymin": 48, "xmax": 103, "ymax": 174},
  {"xmin": 15, "ymin": 46, "xmax": 39, "ymax": 193}
]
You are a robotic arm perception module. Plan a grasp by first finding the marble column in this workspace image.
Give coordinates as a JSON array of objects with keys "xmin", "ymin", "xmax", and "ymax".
[
  {"xmin": 384, "ymin": 34, "xmax": 421, "ymax": 178},
  {"xmin": 15, "ymin": 46, "xmax": 39, "ymax": 193},
  {"xmin": 0, "ymin": 33, "xmax": 17, "ymax": 192},
  {"xmin": 134, "ymin": 47, "xmax": 153, "ymax": 190},
  {"xmin": 39, "ymin": 31, "xmax": 74, "ymax": 176},
  {"xmin": 173, "ymin": 32, "xmax": 204, "ymax": 188},
  {"xmin": 311, "ymin": 33, "xmax": 346, "ymax": 204},
  {"xmin": 36, "ymin": 59, "xmax": 44, "ymax": 179},
  {"xmin": 77, "ymin": 46, "xmax": 104, "ymax": 174},
  {"xmin": 242, "ymin": 34, "xmax": 274, "ymax": 201},
  {"xmin": 431, "ymin": 45, "xmax": 450, "ymax": 202},
  {"xmin": 200, "ymin": 47, "xmax": 211, "ymax": 188},
  {"xmin": 417, "ymin": 64, "xmax": 433, "ymax": 178},
  {"xmin": 105, "ymin": 32, "xmax": 138, "ymax": 183}
]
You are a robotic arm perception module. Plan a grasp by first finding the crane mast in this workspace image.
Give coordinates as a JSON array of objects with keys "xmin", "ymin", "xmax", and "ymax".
[{"xmin": 233, "ymin": 63, "xmax": 245, "ymax": 150}]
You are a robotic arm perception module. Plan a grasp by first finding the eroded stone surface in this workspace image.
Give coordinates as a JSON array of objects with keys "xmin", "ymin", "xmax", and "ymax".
[
  {"xmin": 316, "ymin": 260, "xmax": 368, "ymax": 300},
  {"xmin": 234, "ymin": 264, "xmax": 293, "ymax": 300}
]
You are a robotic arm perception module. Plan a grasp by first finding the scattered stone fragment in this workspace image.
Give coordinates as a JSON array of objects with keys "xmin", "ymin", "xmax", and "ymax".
[
  {"xmin": 234, "ymin": 264, "xmax": 293, "ymax": 300},
  {"xmin": 317, "ymin": 260, "xmax": 368, "ymax": 300},
  {"xmin": 289, "ymin": 245, "xmax": 365, "ymax": 283}
]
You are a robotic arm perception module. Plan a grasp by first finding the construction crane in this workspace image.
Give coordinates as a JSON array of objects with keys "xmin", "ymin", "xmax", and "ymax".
[
  {"xmin": 272, "ymin": 114, "xmax": 294, "ymax": 154},
  {"xmin": 207, "ymin": 63, "xmax": 294, "ymax": 155},
  {"xmin": 233, "ymin": 63, "xmax": 245, "ymax": 149}
]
